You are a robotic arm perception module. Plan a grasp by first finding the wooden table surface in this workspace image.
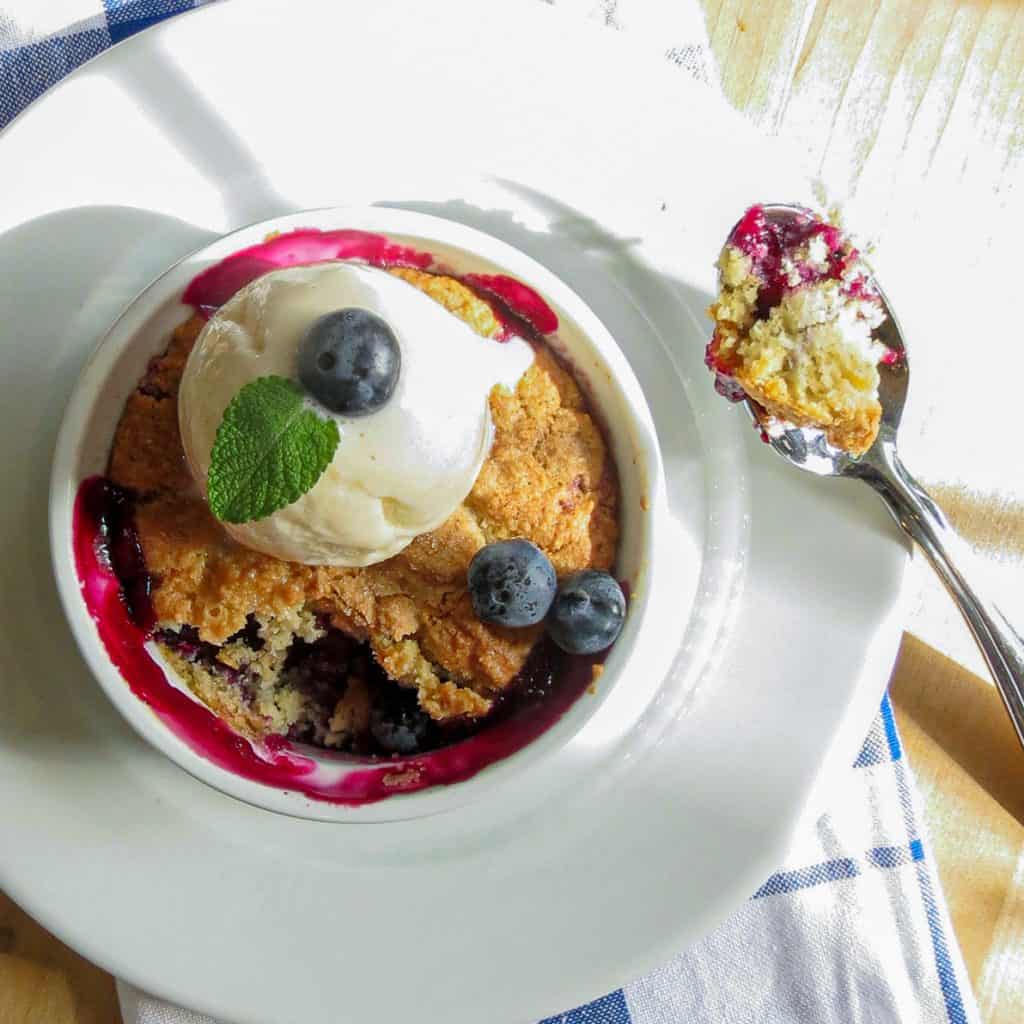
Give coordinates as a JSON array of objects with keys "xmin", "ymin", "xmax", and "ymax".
[{"xmin": 3, "ymin": 2, "xmax": 1023, "ymax": 1021}]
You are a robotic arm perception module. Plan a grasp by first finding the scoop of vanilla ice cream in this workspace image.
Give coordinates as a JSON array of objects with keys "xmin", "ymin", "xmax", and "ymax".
[{"xmin": 179, "ymin": 262, "xmax": 534, "ymax": 566}]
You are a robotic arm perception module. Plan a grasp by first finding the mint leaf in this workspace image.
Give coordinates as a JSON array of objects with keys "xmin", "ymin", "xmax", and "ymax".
[{"xmin": 207, "ymin": 376, "xmax": 340, "ymax": 524}]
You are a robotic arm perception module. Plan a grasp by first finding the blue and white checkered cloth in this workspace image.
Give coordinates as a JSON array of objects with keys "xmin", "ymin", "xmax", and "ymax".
[{"xmin": 1, "ymin": 3, "xmax": 981, "ymax": 1022}]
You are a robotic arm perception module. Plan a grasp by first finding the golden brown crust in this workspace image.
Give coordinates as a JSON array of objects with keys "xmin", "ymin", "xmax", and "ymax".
[
  {"xmin": 108, "ymin": 393, "xmax": 193, "ymax": 496},
  {"xmin": 109, "ymin": 269, "xmax": 619, "ymax": 722},
  {"xmin": 467, "ymin": 346, "xmax": 616, "ymax": 574},
  {"xmin": 737, "ymin": 372, "xmax": 881, "ymax": 454},
  {"xmin": 709, "ymin": 246, "xmax": 884, "ymax": 457},
  {"xmin": 144, "ymin": 315, "xmax": 204, "ymax": 397}
]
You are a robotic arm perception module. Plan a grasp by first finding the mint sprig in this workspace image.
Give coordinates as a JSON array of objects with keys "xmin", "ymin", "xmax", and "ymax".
[{"xmin": 207, "ymin": 376, "xmax": 340, "ymax": 524}]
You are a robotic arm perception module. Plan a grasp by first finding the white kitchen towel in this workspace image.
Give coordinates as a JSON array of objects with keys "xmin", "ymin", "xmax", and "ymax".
[{"xmin": 0, "ymin": 3, "xmax": 979, "ymax": 1023}]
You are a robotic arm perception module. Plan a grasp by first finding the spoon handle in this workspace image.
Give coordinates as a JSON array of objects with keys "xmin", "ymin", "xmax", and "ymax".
[{"xmin": 855, "ymin": 444, "xmax": 1024, "ymax": 749}]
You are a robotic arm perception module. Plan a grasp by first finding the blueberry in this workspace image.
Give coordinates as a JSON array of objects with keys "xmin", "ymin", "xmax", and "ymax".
[
  {"xmin": 547, "ymin": 570, "xmax": 625, "ymax": 654},
  {"xmin": 297, "ymin": 308, "xmax": 400, "ymax": 416},
  {"xmin": 370, "ymin": 702, "xmax": 431, "ymax": 756},
  {"xmin": 468, "ymin": 540, "xmax": 556, "ymax": 628}
]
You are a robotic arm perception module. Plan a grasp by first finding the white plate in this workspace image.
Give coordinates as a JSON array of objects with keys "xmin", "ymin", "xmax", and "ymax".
[{"xmin": 0, "ymin": 2, "xmax": 907, "ymax": 1021}]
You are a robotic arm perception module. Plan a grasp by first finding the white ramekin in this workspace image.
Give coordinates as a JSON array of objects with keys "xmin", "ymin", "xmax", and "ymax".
[{"xmin": 50, "ymin": 207, "xmax": 665, "ymax": 823}]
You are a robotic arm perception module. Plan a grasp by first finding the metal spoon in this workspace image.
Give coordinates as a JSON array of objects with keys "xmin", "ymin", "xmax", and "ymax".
[{"xmin": 738, "ymin": 203, "xmax": 1024, "ymax": 748}]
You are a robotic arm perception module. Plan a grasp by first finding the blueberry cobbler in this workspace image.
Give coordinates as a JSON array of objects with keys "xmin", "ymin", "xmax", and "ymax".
[
  {"xmin": 706, "ymin": 205, "xmax": 891, "ymax": 455},
  {"xmin": 79, "ymin": 230, "xmax": 625, "ymax": 777}
]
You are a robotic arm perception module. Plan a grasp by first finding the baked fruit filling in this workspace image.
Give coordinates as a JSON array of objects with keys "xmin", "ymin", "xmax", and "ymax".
[
  {"xmin": 105, "ymin": 266, "xmax": 620, "ymax": 756},
  {"xmin": 706, "ymin": 205, "xmax": 890, "ymax": 455}
]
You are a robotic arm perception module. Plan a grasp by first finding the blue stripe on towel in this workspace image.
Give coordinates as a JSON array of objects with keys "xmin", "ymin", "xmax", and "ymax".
[
  {"xmin": 104, "ymin": 1, "xmax": 197, "ymax": 44},
  {"xmin": 0, "ymin": 30, "xmax": 110, "ymax": 126},
  {"xmin": 540, "ymin": 989, "xmax": 631, "ymax": 1024}
]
